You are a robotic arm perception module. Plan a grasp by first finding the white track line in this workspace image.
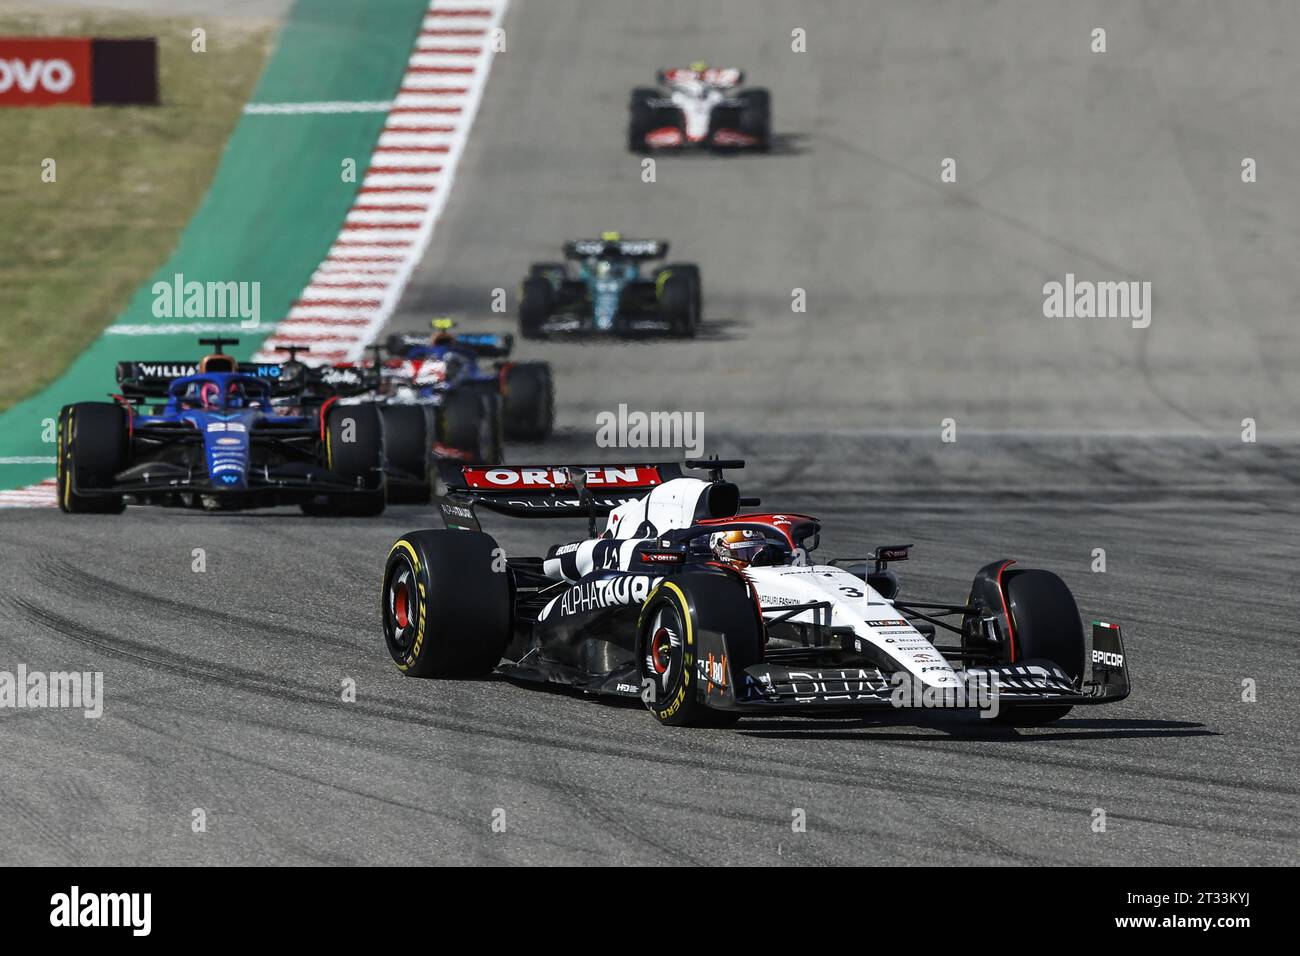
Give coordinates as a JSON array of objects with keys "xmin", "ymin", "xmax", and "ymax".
[
  {"xmin": 104, "ymin": 322, "xmax": 257, "ymax": 335},
  {"xmin": 243, "ymin": 100, "xmax": 393, "ymax": 114}
]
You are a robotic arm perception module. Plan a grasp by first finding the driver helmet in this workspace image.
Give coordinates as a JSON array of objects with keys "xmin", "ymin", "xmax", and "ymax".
[
  {"xmin": 595, "ymin": 260, "xmax": 613, "ymax": 278},
  {"xmin": 226, "ymin": 380, "xmax": 246, "ymax": 408},
  {"xmin": 188, "ymin": 381, "xmax": 220, "ymax": 410},
  {"xmin": 710, "ymin": 528, "xmax": 767, "ymax": 569},
  {"xmin": 430, "ymin": 316, "xmax": 457, "ymax": 345}
]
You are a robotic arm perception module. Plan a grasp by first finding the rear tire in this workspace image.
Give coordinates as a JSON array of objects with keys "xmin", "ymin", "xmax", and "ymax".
[
  {"xmin": 994, "ymin": 569, "xmax": 1084, "ymax": 724},
  {"xmin": 500, "ymin": 362, "xmax": 554, "ymax": 441},
  {"xmin": 302, "ymin": 403, "xmax": 386, "ymax": 516},
  {"xmin": 380, "ymin": 405, "xmax": 432, "ymax": 504},
  {"xmin": 519, "ymin": 277, "xmax": 552, "ymax": 340},
  {"xmin": 56, "ymin": 403, "xmax": 127, "ymax": 514},
  {"xmin": 382, "ymin": 530, "xmax": 512, "ymax": 677},
  {"xmin": 439, "ymin": 388, "xmax": 502, "ymax": 465},
  {"xmin": 637, "ymin": 570, "xmax": 763, "ymax": 727}
]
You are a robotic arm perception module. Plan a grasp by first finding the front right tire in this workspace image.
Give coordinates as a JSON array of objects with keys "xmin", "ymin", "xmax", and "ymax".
[
  {"xmin": 628, "ymin": 87, "xmax": 658, "ymax": 151},
  {"xmin": 519, "ymin": 277, "xmax": 553, "ymax": 340}
]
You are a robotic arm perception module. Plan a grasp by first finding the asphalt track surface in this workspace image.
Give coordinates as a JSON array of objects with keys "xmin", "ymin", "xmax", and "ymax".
[
  {"xmin": 3, "ymin": 435, "xmax": 1298, "ymax": 865},
  {"xmin": 3, "ymin": 1, "xmax": 1300, "ymax": 865}
]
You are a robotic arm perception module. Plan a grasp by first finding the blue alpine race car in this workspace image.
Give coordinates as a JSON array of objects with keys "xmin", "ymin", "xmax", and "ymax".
[
  {"xmin": 56, "ymin": 338, "xmax": 386, "ymax": 515},
  {"xmin": 379, "ymin": 320, "xmax": 555, "ymax": 453},
  {"xmin": 518, "ymin": 234, "xmax": 702, "ymax": 338}
]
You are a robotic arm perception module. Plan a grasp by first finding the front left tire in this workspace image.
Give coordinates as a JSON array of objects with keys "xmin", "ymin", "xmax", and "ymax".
[
  {"xmin": 628, "ymin": 87, "xmax": 659, "ymax": 151},
  {"xmin": 382, "ymin": 529, "xmax": 512, "ymax": 677},
  {"xmin": 519, "ymin": 277, "xmax": 553, "ymax": 340}
]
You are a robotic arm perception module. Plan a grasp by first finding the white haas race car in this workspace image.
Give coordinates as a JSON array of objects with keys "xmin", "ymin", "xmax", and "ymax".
[
  {"xmin": 381, "ymin": 459, "xmax": 1130, "ymax": 727},
  {"xmin": 628, "ymin": 65, "xmax": 771, "ymax": 152}
]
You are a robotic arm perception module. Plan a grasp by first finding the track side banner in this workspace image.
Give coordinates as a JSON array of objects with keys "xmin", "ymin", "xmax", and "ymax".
[
  {"xmin": 0, "ymin": 38, "xmax": 91, "ymax": 106},
  {"xmin": 0, "ymin": 37, "xmax": 158, "ymax": 106}
]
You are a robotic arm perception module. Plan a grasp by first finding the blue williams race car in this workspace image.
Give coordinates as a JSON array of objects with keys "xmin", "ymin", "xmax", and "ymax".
[
  {"xmin": 519, "ymin": 233, "xmax": 702, "ymax": 338},
  {"xmin": 56, "ymin": 338, "xmax": 386, "ymax": 515}
]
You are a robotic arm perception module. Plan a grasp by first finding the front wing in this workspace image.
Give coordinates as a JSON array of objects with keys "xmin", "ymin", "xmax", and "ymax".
[
  {"xmin": 532, "ymin": 310, "xmax": 672, "ymax": 336},
  {"xmin": 687, "ymin": 622, "xmax": 1131, "ymax": 715}
]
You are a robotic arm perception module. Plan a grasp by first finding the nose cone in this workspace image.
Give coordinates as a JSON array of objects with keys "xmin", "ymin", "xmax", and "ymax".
[
  {"xmin": 796, "ymin": 570, "xmax": 960, "ymax": 687},
  {"xmin": 200, "ymin": 417, "xmax": 250, "ymax": 489},
  {"xmin": 593, "ymin": 279, "xmax": 621, "ymax": 329}
]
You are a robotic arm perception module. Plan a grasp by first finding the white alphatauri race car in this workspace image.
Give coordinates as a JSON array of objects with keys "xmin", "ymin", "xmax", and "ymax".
[
  {"xmin": 381, "ymin": 460, "xmax": 1130, "ymax": 727},
  {"xmin": 628, "ymin": 66, "xmax": 771, "ymax": 152}
]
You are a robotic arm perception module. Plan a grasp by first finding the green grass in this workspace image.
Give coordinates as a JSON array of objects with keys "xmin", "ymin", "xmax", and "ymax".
[{"xmin": 0, "ymin": 8, "xmax": 274, "ymax": 412}]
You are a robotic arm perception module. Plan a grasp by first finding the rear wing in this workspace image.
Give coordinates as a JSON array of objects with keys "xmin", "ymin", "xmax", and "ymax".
[
  {"xmin": 657, "ymin": 67, "xmax": 743, "ymax": 88},
  {"xmin": 304, "ymin": 363, "xmax": 376, "ymax": 396},
  {"xmin": 115, "ymin": 360, "xmax": 290, "ymax": 399},
  {"xmin": 384, "ymin": 331, "xmax": 513, "ymax": 360},
  {"xmin": 563, "ymin": 238, "xmax": 668, "ymax": 261},
  {"xmin": 457, "ymin": 333, "xmax": 514, "ymax": 358},
  {"xmin": 435, "ymin": 462, "xmax": 684, "ymax": 527}
]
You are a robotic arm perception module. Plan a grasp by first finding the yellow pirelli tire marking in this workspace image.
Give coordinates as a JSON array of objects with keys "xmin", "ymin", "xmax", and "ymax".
[
  {"xmin": 638, "ymin": 582, "xmax": 663, "ymax": 632},
  {"xmin": 61, "ymin": 412, "xmax": 73, "ymax": 510},
  {"xmin": 407, "ymin": 580, "xmax": 428, "ymax": 667},
  {"xmin": 387, "ymin": 539, "xmax": 425, "ymax": 671},
  {"xmin": 655, "ymin": 269, "xmax": 672, "ymax": 298},
  {"xmin": 660, "ymin": 581, "xmax": 693, "ymax": 646},
  {"xmin": 388, "ymin": 538, "xmax": 422, "ymax": 573},
  {"xmin": 643, "ymin": 581, "xmax": 696, "ymax": 718},
  {"xmin": 663, "ymin": 581, "xmax": 694, "ymax": 705}
]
